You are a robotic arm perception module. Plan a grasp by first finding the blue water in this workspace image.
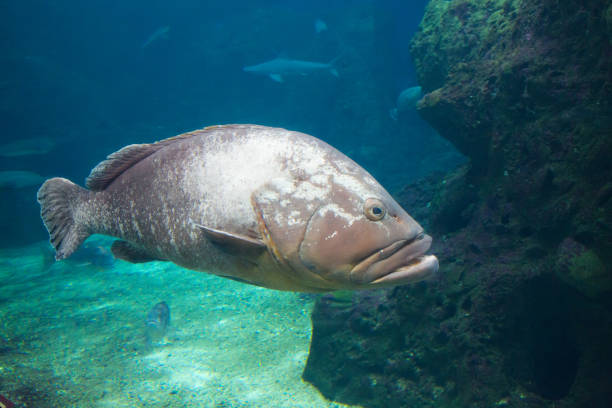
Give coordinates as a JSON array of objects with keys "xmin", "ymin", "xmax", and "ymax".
[
  {"xmin": 0, "ymin": 0, "xmax": 463, "ymax": 248},
  {"xmin": 0, "ymin": 2, "xmax": 464, "ymax": 405}
]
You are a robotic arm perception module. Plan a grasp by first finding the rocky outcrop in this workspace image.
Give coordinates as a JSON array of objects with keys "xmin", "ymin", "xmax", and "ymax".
[{"xmin": 303, "ymin": 1, "xmax": 612, "ymax": 407}]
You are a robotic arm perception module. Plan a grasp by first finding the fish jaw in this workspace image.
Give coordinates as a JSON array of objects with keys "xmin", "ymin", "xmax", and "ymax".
[
  {"xmin": 369, "ymin": 254, "xmax": 439, "ymax": 285},
  {"xmin": 349, "ymin": 234, "xmax": 439, "ymax": 287}
]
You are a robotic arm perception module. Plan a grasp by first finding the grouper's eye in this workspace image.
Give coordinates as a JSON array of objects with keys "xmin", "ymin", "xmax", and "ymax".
[{"xmin": 364, "ymin": 198, "xmax": 386, "ymax": 221}]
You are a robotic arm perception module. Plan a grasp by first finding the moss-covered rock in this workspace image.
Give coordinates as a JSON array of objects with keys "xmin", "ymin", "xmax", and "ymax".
[
  {"xmin": 556, "ymin": 238, "xmax": 612, "ymax": 298},
  {"xmin": 304, "ymin": 0, "xmax": 612, "ymax": 407}
]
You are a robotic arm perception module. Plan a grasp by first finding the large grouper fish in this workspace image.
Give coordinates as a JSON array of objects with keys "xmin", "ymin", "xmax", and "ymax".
[{"xmin": 37, "ymin": 125, "xmax": 438, "ymax": 292}]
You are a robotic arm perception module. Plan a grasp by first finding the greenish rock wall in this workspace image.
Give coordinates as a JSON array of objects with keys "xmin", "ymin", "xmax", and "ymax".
[{"xmin": 303, "ymin": 1, "xmax": 612, "ymax": 407}]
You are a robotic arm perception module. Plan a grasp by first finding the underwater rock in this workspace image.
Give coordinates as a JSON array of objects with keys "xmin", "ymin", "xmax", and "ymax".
[
  {"xmin": 305, "ymin": 0, "xmax": 612, "ymax": 407},
  {"xmin": 555, "ymin": 238, "xmax": 612, "ymax": 299}
]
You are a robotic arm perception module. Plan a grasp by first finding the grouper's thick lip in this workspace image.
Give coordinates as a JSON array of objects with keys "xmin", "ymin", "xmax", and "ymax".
[{"xmin": 350, "ymin": 234, "xmax": 439, "ymax": 286}]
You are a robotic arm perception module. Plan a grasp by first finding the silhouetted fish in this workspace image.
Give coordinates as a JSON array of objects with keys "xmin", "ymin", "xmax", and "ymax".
[
  {"xmin": 243, "ymin": 57, "xmax": 339, "ymax": 82},
  {"xmin": 314, "ymin": 18, "xmax": 328, "ymax": 34},
  {"xmin": 141, "ymin": 26, "xmax": 170, "ymax": 49},
  {"xmin": 0, "ymin": 137, "xmax": 55, "ymax": 157},
  {"xmin": 70, "ymin": 242, "xmax": 115, "ymax": 269},
  {"xmin": 0, "ymin": 171, "xmax": 45, "ymax": 189},
  {"xmin": 390, "ymin": 86, "xmax": 422, "ymax": 120}
]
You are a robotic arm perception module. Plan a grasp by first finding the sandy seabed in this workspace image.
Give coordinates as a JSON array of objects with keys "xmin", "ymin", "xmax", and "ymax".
[{"xmin": 0, "ymin": 236, "xmax": 360, "ymax": 408}]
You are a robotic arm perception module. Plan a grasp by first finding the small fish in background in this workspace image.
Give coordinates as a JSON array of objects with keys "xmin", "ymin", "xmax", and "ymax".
[
  {"xmin": 141, "ymin": 25, "xmax": 170, "ymax": 49},
  {"xmin": 145, "ymin": 301, "xmax": 170, "ymax": 349},
  {"xmin": 243, "ymin": 57, "xmax": 339, "ymax": 82},
  {"xmin": 0, "ymin": 137, "xmax": 56, "ymax": 157},
  {"xmin": 69, "ymin": 242, "xmax": 115, "ymax": 269},
  {"xmin": 0, "ymin": 170, "xmax": 45, "ymax": 189},
  {"xmin": 390, "ymin": 86, "xmax": 423, "ymax": 120},
  {"xmin": 320, "ymin": 290, "xmax": 355, "ymax": 309},
  {"xmin": 314, "ymin": 18, "xmax": 328, "ymax": 34}
]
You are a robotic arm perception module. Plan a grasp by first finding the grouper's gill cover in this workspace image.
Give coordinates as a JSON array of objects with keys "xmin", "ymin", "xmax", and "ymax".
[{"xmin": 37, "ymin": 125, "xmax": 438, "ymax": 292}]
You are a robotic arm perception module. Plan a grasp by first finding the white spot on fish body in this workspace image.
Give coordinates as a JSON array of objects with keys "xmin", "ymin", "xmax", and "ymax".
[
  {"xmin": 293, "ymin": 181, "xmax": 329, "ymax": 201},
  {"xmin": 287, "ymin": 210, "xmax": 303, "ymax": 226},
  {"xmin": 269, "ymin": 178, "xmax": 295, "ymax": 196},
  {"xmin": 333, "ymin": 173, "xmax": 372, "ymax": 197},
  {"xmin": 325, "ymin": 230, "xmax": 338, "ymax": 240},
  {"xmin": 318, "ymin": 203, "xmax": 358, "ymax": 226},
  {"xmin": 311, "ymin": 173, "xmax": 330, "ymax": 185}
]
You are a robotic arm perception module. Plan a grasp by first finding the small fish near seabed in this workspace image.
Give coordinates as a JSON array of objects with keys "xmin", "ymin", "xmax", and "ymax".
[
  {"xmin": 69, "ymin": 240, "xmax": 115, "ymax": 269},
  {"xmin": 145, "ymin": 301, "xmax": 170, "ymax": 348},
  {"xmin": 0, "ymin": 137, "xmax": 56, "ymax": 157},
  {"xmin": 37, "ymin": 125, "xmax": 438, "ymax": 292},
  {"xmin": 243, "ymin": 57, "xmax": 339, "ymax": 82},
  {"xmin": 390, "ymin": 86, "xmax": 423, "ymax": 120}
]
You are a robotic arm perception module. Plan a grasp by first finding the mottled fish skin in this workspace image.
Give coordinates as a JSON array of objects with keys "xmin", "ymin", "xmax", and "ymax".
[{"xmin": 37, "ymin": 125, "xmax": 438, "ymax": 292}]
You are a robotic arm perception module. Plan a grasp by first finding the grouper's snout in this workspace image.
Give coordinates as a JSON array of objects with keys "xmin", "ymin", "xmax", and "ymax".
[
  {"xmin": 295, "ymin": 195, "xmax": 439, "ymax": 290},
  {"xmin": 367, "ymin": 234, "xmax": 439, "ymax": 286},
  {"xmin": 349, "ymin": 232, "xmax": 437, "ymax": 286}
]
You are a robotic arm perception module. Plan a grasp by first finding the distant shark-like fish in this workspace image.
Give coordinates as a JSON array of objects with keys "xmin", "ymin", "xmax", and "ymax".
[
  {"xmin": 0, "ymin": 170, "xmax": 45, "ymax": 189},
  {"xmin": 141, "ymin": 26, "xmax": 170, "ymax": 49},
  {"xmin": 0, "ymin": 137, "xmax": 55, "ymax": 157},
  {"xmin": 243, "ymin": 57, "xmax": 339, "ymax": 82}
]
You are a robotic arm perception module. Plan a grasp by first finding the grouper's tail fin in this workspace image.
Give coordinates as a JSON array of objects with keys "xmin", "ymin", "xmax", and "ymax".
[{"xmin": 37, "ymin": 177, "xmax": 91, "ymax": 260}]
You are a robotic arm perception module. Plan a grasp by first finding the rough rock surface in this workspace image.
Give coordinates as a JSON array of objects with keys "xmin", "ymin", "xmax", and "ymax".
[{"xmin": 303, "ymin": 1, "xmax": 612, "ymax": 407}]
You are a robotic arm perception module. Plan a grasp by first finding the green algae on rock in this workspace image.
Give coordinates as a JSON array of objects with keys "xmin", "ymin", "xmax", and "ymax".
[
  {"xmin": 304, "ymin": 0, "xmax": 612, "ymax": 407},
  {"xmin": 556, "ymin": 238, "xmax": 612, "ymax": 299}
]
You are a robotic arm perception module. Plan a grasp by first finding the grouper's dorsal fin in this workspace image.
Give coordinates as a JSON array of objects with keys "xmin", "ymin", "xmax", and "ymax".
[
  {"xmin": 86, "ymin": 143, "xmax": 159, "ymax": 191},
  {"xmin": 86, "ymin": 125, "xmax": 266, "ymax": 191}
]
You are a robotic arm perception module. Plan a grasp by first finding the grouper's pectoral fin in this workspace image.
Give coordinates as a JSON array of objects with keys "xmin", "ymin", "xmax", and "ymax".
[
  {"xmin": 111, "ymin": 240, "xmax": 161, "ymax": 263},
  {"xmin": 193, "ymin": 222, "xmax": 266, "ymax": 256}
]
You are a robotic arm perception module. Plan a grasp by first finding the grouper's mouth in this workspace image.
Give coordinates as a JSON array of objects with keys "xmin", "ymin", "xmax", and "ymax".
[{"xmin": 350, "ymin": 233, "xmax": 439, "ymax": 286}]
